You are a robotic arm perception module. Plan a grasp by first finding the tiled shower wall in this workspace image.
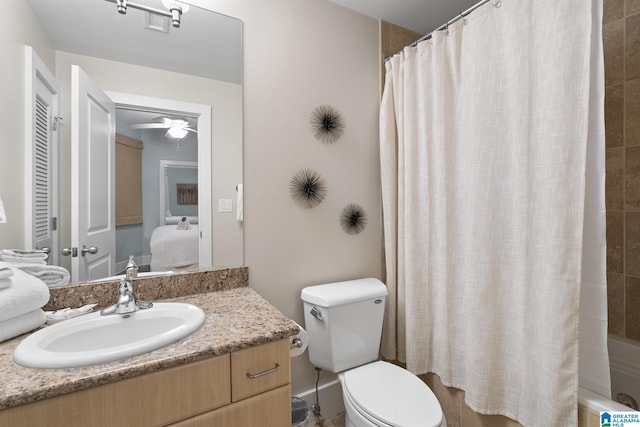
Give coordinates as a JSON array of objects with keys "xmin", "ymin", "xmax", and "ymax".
[{"xmin": 605, "ymin": 0, "xmax": 640, "ymax": 343}]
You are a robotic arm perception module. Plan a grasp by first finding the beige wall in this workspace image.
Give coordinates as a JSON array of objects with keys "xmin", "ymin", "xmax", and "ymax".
[
  {"xmin": 604, "ymin": 0, "xmax": 640, "ymax": 342},
  {"xmin": 0, "ymin": 0, "xmax": 55, "ymax": 247},
  {"xmin": 195, "ymin": 0, "xmax": 382, "ymax": 394}
]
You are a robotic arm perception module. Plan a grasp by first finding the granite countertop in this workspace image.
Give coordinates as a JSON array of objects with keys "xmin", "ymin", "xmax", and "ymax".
[{"xmin": 0, "ymin": 287, "xmax": 299, "ymax": 411}]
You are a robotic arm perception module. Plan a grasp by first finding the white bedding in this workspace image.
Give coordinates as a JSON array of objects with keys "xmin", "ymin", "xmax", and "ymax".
[{"xmin": 150, "ymin": 225, "xmax": 199, "ymax": 271}]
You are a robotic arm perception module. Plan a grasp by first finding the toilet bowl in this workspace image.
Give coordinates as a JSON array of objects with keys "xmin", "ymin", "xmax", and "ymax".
[
  {"xmin": 339, "ymin": 361, "xmax": 445, "ymax": 427},
  {"xmin": 301, "ymin": 278, "xmax": 446, "ymax": 427}
]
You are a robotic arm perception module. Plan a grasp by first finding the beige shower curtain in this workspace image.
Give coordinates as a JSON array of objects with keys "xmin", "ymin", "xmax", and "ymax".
[{"xmin": 380, "ymin": 0, "xmax": 601, "ymax": 425}]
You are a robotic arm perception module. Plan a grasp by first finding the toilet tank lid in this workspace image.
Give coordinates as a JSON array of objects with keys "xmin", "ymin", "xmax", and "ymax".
[{"xmin": 300, "ymin": 278, "xmax": 388, "ymax": 307}]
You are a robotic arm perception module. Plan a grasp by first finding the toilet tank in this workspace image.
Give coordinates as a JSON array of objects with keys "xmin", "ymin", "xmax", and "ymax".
[{"xmin": 301, "ymin": 278, "xmax": 387, "ymax": 373}]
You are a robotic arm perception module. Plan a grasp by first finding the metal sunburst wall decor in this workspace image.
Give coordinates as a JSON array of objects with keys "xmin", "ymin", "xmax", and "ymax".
[
  {"xmin": 289, "ymin": 169, "xmax": 328, "ymax": 209},
  {"xmin": 310, "ymin": 105, "xmax": 345, "ymax": 144},
  {"xmin": 340, "ymin": 203, "xmax": 368, "ymax": 235}
]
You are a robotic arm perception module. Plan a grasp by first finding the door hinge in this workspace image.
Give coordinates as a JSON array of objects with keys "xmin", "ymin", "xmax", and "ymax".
[
  {"xmin": 52, "ymin": 116, "xmax": 63, "ymax": 131},
  {"xmin": 51, "ymin": 217, "xmax": 57, "ymax": 231}
]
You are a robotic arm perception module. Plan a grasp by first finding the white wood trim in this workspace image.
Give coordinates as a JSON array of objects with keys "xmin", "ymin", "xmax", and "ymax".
[
  {"xmin": 159, "ymin": 160, "xmax": 198, "ymax": 226},
  {"xmin": 105, "ymin": 91, "xmax": 213, "ymax": 270}
]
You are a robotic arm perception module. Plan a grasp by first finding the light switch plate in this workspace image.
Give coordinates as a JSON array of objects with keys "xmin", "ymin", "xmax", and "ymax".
[{"xmin": 218, "ymin": 199, "xmax": 233, "ymax": 213}]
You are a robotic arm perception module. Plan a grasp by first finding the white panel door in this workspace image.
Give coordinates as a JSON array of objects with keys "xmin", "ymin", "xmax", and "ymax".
[{"xmin": 71, "ymin": 66, "xmax": 116, "ymax": 281}]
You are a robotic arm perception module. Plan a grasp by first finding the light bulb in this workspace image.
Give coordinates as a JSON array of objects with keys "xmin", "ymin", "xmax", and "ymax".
[{"xmin": 167, "ymin": 126, "xmax": 188, "ymax": 139}]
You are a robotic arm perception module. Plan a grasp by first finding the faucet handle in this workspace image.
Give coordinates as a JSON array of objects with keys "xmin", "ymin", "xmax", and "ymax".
[
  {"xmin": 125, "ymin": 256, "xmax": 139, "ymax": 280},
  {"xmin": 136, "ymin": 300, "xmax": 153, "ymax": 310}
]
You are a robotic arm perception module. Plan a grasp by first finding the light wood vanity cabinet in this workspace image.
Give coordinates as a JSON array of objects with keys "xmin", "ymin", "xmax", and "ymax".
[
  {"xmin": 172, "ymin": 338, "xmax": 291, "ymax": 426},
  {"xmin": 230, "ymin": 335, "xmax": 291, "ymax": 402},
  {"xmin": 0, "ymin": 339, "xmax": 291, "ymax": 427}
]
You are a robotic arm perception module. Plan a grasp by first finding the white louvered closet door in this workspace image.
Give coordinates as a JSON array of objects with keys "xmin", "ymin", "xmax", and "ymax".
[{"xmin": 25, "ymin": 46, "xmax": 60, "ymax": 265}]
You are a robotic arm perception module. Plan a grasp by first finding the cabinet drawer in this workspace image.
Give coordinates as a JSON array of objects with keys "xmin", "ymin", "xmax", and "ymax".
[
  {"xmin": 231, "ymin": 339, "xmax": 290, "ymax": 401},
  {"xmin": 170, "ymin": 384, "xmax": 291, "ymax": 427}
]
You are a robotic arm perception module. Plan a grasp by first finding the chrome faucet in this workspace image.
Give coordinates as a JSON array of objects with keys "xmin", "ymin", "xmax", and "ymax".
[{"xmin": 101, "ymin": 278, "xmax": 153, "ymax": 316}]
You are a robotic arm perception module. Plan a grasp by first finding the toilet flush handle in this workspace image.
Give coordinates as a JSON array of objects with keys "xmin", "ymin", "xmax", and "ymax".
[{"xmin": 310, "ymin": 306, "xmax": 323, "ymax": 321}]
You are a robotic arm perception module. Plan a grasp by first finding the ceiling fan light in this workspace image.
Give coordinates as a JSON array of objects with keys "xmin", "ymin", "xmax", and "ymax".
[{"xmin": 167, "ymin": 126, "xmax": 188, "ymax": 139}]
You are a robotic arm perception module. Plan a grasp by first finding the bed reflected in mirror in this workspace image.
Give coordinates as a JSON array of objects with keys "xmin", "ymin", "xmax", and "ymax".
[{"xmin": 150, "ymin": 160, "xmax": 200, "ymax": 273}]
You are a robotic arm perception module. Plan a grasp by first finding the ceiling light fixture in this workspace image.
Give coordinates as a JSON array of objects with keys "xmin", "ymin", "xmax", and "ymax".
[
  {"xmin": 166, "ymin": 123, "xmax": 189, "ymax": 151},
  {"xmin": 106, "ymin": 0, "xmax": 190, "ymax": 28},
  {"xmin": 129, "ymin": 116, "xmax": 196, "ymax": 151},
  {"xmin": 116, "ymin": 0, "xmax": 127, "ymax": 14},
  {"xmin": 166, "ymin": 126, "xmax": 188, "ymax": 140}
]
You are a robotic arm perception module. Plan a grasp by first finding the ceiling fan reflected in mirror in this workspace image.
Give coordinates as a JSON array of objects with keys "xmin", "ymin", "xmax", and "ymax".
[{"xmin": 130, "ymin": 116, "xmax": 197, "ymax": 150}]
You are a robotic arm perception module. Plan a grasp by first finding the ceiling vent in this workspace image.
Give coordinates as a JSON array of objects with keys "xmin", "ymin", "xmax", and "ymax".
[{"xmin": 144, "ymin": 11, "xmax": 170, "ymax": 33}]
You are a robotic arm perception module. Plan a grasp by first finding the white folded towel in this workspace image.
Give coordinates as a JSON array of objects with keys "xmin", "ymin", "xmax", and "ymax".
[
  {"xmin": 0, "ymin": 309, "xmax": 45, "ymax": 343},
  {"xmin": 0, "ymin": 249, "xmax": 48, "ymax": 265},
  {"xmin": 0, "ymin": 268, "xmax": 50, "ymax": 322},
  {"xmin": 12, "ymin": 264, "xmax": 70, "ymax": 288},
  {"xmin": 0, "ymin": 267, "xmax": 13, "ymax": 280},
  {"xmin": 0, "ymin": 267, "xmax": 13, "ymax": 288}
]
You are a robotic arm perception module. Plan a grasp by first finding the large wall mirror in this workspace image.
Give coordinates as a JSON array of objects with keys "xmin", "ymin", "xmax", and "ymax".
[{"xmin": 20, "ymin": 0, "xmax": 243, "ymax": 283}]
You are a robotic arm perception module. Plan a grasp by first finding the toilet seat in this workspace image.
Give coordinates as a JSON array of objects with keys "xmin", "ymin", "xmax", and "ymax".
[{"xmin": 341, "ymin": 361, "xmax": 444, "ymax": 427}]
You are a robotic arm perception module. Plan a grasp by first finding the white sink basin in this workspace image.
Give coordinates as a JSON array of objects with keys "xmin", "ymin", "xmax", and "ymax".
[{"xmin": 13, "ymin": 303, "xmax": 205, "ymax": 369}]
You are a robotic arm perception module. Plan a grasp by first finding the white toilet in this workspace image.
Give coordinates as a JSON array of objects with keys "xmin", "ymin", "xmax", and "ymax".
[{"xmin": 301, "ymin": 278, "xmax": 446, "ymax": 427}]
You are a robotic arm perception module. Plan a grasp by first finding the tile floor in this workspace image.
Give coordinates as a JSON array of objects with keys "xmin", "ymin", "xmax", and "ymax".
[
  {"xmin": 316, "ymin": 413, "xmax": 344, "ymax": 427},
  {"xmin": 309, "ymin": 412, "xmax": 345, "ymax": 427}
]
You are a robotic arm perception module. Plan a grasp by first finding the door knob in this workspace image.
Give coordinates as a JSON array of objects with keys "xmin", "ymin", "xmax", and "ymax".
[
  {"xmin": 81, "ymin": 245, "xmax": 99, "ymax": 256},
  {"xmin": 61, "ymin": 247, "xmax": 75, "ymax": 257}
]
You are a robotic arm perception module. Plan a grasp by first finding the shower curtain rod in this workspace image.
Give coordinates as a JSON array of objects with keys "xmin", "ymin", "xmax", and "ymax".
[{"xmin": 384, "ymin": 0, "xmax": 491, "ymax": 62}]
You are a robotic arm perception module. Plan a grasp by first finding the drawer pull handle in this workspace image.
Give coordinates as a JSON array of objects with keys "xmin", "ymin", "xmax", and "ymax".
[{"xmin": 246, "ymin": 363, "xmax": 280, "ymax": 379}]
